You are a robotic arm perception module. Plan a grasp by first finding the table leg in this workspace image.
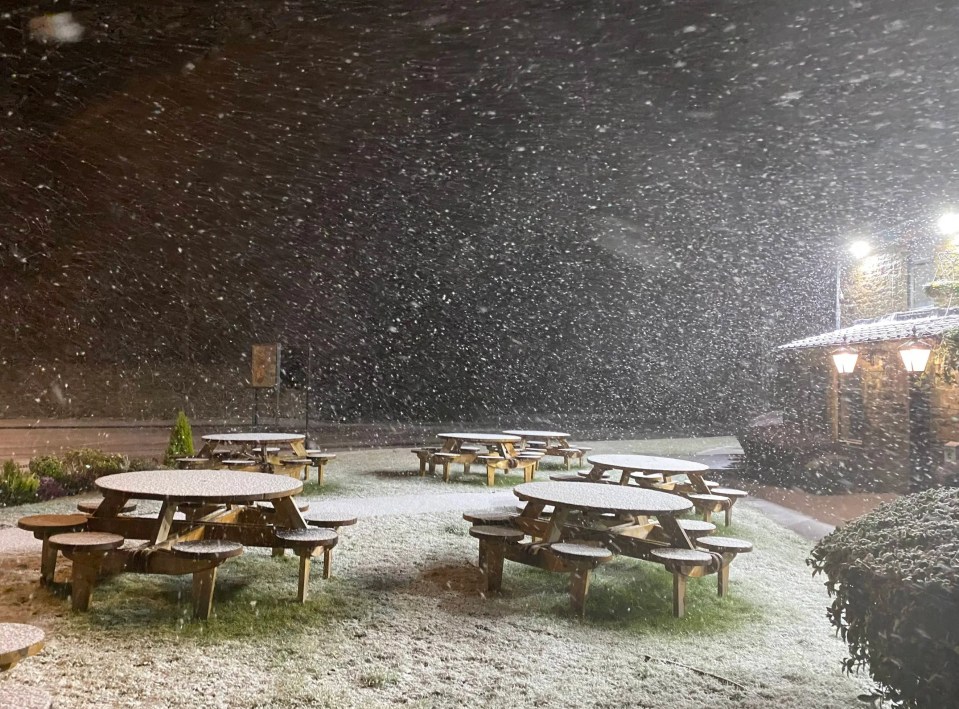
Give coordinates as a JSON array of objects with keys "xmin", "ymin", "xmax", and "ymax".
[
  {"xmin": 584, "ymin": 465, "xmax": 606, "ymax": 482},
  {"xmin": 94, "ymin": 492, "xmax": 132, "ymax": 518},
  {"xmin": 542, "ymin": 508, "xmax": 570, "ymax": 544},
  {"xmin": 152, "ymin": 501, "xmax": 177, "ymax": 545},
  {"xmin": 272, "ymin": 496, "xmax": 307, "ymax": 529},
  {"xmin": 291, "ymin": 440, "xmax": 307, "ymax": 457},
  {"xmin": 323, "ymin": 547, "xmax": 334, "ymax": 580},
  {"xmin": 657, "ymin": 515, "xmax": 695, "ymax": 550}
]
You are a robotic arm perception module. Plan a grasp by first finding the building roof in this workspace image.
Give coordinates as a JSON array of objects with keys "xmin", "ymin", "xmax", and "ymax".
[{"xmin": 779, "ymin": 308, "xmax": 959, "ymax": 350}]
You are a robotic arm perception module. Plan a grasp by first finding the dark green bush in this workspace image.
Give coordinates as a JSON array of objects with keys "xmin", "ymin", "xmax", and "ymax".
[
  {"xmin": 28, "ymin": 455, "xmax": 64, "ymax": 480},
  {"xmin": 58, "ymin": 448, "xmax": 128, "ymax": 494},
  {"xmin": 0, "ymin": 460, "xmax": 40, "ymax": 506},
  {"xmin": 808, "ymin": 488, "xmax": 959, "ymax": 707},
  {"xmin": 164, "ymin": 410, "xmax": 195, "ymax": 465}
]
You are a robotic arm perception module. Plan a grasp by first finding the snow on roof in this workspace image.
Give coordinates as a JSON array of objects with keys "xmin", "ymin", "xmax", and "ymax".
[{"xmin": 779, "ymin": 308, "xmax": 959, "ymax": 350}]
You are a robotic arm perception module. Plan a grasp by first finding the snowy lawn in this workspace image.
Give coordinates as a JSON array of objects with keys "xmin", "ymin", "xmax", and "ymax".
[{"xmin": 0, "ymin": 438, "xmax": 870, "ymax": 708}]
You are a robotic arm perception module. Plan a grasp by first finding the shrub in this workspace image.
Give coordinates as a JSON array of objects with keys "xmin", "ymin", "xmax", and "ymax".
[
  {"xmin": 0, "ymin": 460, "xmax": 40, "ymax": 506},
  {"xmin": 164, "ymin": 410, "xmax": 195, "ymax": 465},
  {"xmin": 29, "ymin": 455, "xmax": 64, "ymax": 480},
  {"xmin": 808, "ymin": 488, "xmax": 959, "ymax": 707},
  {"xmin": 58, "ymin": 448, "xmax": 128, "ymax": 494}
]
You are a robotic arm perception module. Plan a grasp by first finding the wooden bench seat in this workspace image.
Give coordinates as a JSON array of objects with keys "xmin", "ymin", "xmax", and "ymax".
[
  {"xmin": 550, "ymin": 542, "xmax": 613, "ymax": 616},
  {"xmin": 174, "ymin": 457, "xmax": 211, "ymax": 470},
  {"xmin": 48, "ymin": 532, "xmax": 125, "ymax": 612},
  {"xmin": 305, "ymin": 451, "xmax": 336, "ymax": 484},
  {"xmin": 278, "ymin": 458, "xmax": 311, "ymax": 480},
  {"xmin": 432, "ymin": 452, "xmax": 459, "ymax": 482},
  {"xmin": 469, "ymin": 525, "xmax": 524, "ymax": 592},
  {"xmin": 557, "ymin": 447, "xmax": 584, "ymax": 470},
  {"xmin": 17, "ymin": 513, "xmax": 89, "ymax": 585},
  {"xmin": 411, "ymin": 447, "xmax": 440, "ymax": 476},
  {"xmin": 77, "ymin": 499, "xmax": 137, "ymax": 515},
  {"xmin": 274, "ymin": 528, "xmax": 338, "ymax": 602},
  {"xmin": 650, "ymin": 548, "xmax": 714, "ymax": 618},
  {"xmin": 710, "ymin": 487, "xmax": 748, "ymax": 525},
  {"xmin": 304, "ymin": 513, "xmax": 357, "ymax": 578},
  {"xmin": 169, "ymin": 540, "xmax": 244, "ymax": 619},
  {"xmin": 549, "ymin": 473, "xmax": 585, "ymax": 482},
  {"xmin": 696, "ymin": 536, "xmax": 753, "ymax": 596},
  {"xmin": 221, "ymin": 459, "xmax": 261, "ymax": 471},
  {"xmin": 526, "ymin": 440, "xmax": 547, "ymax": 449},
  {"xmin": 686, "ymin": 493, "xmax": 733, "ymax": 526},
  {"xmin": 462, "ymin": 509, "xmax": 515, "ymax": 525}
]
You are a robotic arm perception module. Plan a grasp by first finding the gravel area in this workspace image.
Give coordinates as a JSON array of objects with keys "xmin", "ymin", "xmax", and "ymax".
[{"xmin": 0, "ymin": 438, "xmax": 870, "ymax": 707}]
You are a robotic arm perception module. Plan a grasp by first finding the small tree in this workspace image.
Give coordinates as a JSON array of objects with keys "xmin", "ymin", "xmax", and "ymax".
[{"xmin": 164, "ymin": 410, "xmax": 195, "ymax": 464}]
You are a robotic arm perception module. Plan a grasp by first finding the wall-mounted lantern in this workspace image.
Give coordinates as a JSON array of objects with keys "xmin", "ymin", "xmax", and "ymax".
[
  {"xmin": 831, "ymin": 346, "xmax": 859, "ymax": 374},
  {"xmin": 898, "ymin": 339, "xmax": 933, "ymax": 374}
]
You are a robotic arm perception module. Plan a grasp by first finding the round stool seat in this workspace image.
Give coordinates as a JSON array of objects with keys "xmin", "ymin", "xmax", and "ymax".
[
  {"xmin": 171, "ymin": 539, "xmax": 244, "ymax": 560},
  {"xmin": 697, "ymin": 536, "xmax": 753, "ymax": 553},
  {"xmin": 77, "ymin": 499, "xmax": 137, "ymax": 515},
  {"xmin": 462, "ymin": 509, "xmax": 514, "ymax": 525},
  {"xmin": 677, "ymin": 519, "xmax": 717, "ymax": 535},
  {"xmin": 305, "ymin": 512, "xmax": 358, "ymax": 528},
  {"xmin": 712, "ymin": 487, "xmax": 748, "ymax": 499},
  {"xmin": 550, "ymin": 543, "xmax": 612, "ymax": 561},
  {"xmin": 48, "ymin": 532, "xmax": 124, "ymax": 553},
  {"xmin": 468, "ymin": 525, "xmax": 524, "ymax": 543},
  {"xmin": 687, "ymin": 494, "xmax": 728, "ymax": 505},
  {"xmin": 651, "ymin": 548, "xmax": 713, "ymax": 567},
  {"xmin": 17, "ymin": 514, "xmax": 88, "ymax": 535},
  {"xmin": 275, "ymin": 528, "xmax": 338, "ymax": 550}
]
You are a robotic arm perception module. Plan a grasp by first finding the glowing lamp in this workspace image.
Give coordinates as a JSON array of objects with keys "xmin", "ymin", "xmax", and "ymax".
[
  {"xmin": 898, "ymin": 339, "xmax": 932, "ymax": 373},
  {"xmin": 831, "ymin": 346, "xmax": 859, "ymax": 374}
]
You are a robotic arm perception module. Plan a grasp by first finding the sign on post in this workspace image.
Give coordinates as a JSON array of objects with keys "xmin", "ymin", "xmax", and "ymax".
[{"xmin": 251, "ymin": 343, "xmax": 281, "ymax": 388}]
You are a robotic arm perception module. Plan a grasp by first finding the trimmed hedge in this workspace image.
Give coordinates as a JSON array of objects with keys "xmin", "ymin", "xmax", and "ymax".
[{"xmin": 808, "ymin": 488, "xmax": 959, "ymax": 707}]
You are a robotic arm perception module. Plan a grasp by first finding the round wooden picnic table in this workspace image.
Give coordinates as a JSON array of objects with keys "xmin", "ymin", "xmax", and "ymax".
[
  {"xmin": 96, "ymin": 469, "xmax": 302, "ymax": 503},
  {"xmin": 437, "ymin": 433, "xmax": 522, "ymax": 444},
  {"xmin": 502, "ymin": 430, "xmax": 571, "ymax": 439},
  {"xmin": 0, "ymin": 623, "xmax": 44, "ymax": 671},
  {"xmin": 586, "ymin": 454, "xmax": 708, "ymax": 485},
  {"xmin": 201, "ymin": 432, "xmax": 305, "ymax": 444},
  {"xmin": 514, "ymin": 481, "xmax": 693, "ymax": 516}
]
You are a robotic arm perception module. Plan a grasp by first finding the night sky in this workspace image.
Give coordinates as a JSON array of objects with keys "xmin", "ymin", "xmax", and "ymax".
[{"xmin": 3, "ymin": 0, "xmax": 959, "ymax": 426}]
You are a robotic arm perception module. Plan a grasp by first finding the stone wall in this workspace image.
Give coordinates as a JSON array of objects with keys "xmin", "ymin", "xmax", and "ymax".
[{"xmin": 841, "ymin": 249, "xmax": 909, "ymax": 325}]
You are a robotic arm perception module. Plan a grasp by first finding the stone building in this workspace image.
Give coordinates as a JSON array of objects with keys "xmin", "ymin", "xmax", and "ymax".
[{"xmin": 752, "ymin": 238, "xmax": 959, "ymax": 492}]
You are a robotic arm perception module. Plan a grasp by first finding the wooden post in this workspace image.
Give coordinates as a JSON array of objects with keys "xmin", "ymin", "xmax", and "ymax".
[
  {"xmin": 323, "ymin": 547, "xmax": 333, "ymax": 580},
  {"xmin": 717, "ymin": 557, "xmax": 732, "ymax": 596},
  {"xmin": 570, "ymin": 569, "xmax": 591, "ymax": 617},
  {"xmin": 192, "ymin": 567, "xmax": 218, "ymax": 620},
  {"xmin": 40, "ymin": 541, "xmax": 57, "ymax": 586},
  {"xmin": 672, "ymin": 572, "xmax": 687, "ymax": 618},
  {"xmin": 479, "ymin": 541, "xmax": 505, "ymax": 592},
  {"xmin": 486, "ymin": 465, "xmax": 496, "ymax": 487},
  {"xmin": 70, "ymin": 554, "xmax": 100, "ymax": 612},
  {"xmin": 296, "ymin": 553, "xmax": 311, "ymax": 602}
]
